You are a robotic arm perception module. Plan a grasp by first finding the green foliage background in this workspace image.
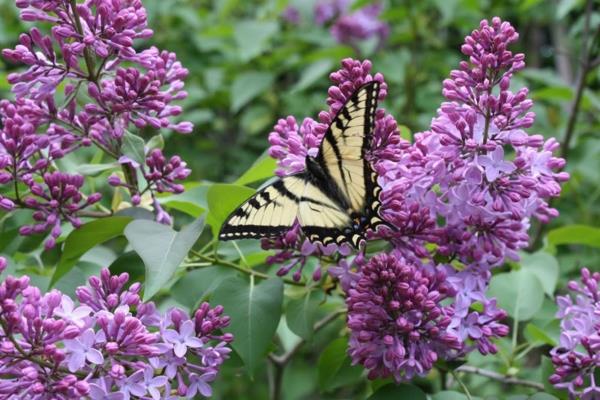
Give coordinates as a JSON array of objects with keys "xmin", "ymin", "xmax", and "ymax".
[{"xmin": 1, "ymin": 0, "xmax": 599, "ymax": 399}]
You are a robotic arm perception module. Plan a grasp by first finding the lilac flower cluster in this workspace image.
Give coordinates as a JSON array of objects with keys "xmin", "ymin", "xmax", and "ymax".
[
  {"xmin": 550, "ymin": 268, "xmax": 600, "ymax": 398},
  {"xmin": 387, "ymin": 18, "xmax": 567, "ymax": 355},
  {"xmin": 346, "ymin": 253, "xmax": 461, "ymax": 381},
  {"xmin": 267, "ymin": 18, "xmax": 567, "ymax": 381},
  {"xmin": 1, "ymin": 0, "xmax": 193, "ymax": 248},
  {"xmin": 0, "ymin": 266, "xmax": 232, "ymax": 399},
  {"xmin": 313, "ymin": 0, "xmax": 389, "ymax": 49}
]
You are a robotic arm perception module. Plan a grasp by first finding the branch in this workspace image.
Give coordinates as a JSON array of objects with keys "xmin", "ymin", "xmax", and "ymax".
[
  {"xmin": 561, "ymin": 0, "xmax": 598, "ymax": 160},
  {"xmin": 189, "ymin": 250, "xmax": 306, "ymax": 287},
  {"xmin": 456, "ymin": 365, "xmax": 544, "ymax": 390},
  {"xmin": 68, "ymin": 0, "xmax": 96, "ymax": 80}
]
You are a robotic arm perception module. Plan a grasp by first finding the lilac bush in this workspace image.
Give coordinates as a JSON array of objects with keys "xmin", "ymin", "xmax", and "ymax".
[
  {"xmin": 267, "ymin": 17, "xmax": 567, "ymax": 381},
  {"xmin": 550, "ymin": 268, "xmax": 600, "ymax": 399},
  {"xmin": 0, "ymin": 0, "xmax": 192, "ymax": 248},
  {"xmin": 0, "ymin": 261, "xmax": 232, "ymax": 399}
]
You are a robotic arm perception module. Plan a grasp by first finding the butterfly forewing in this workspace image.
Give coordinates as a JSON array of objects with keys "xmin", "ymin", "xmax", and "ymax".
[
  {"xmin": 219, "ymin": 175, "xmax": 304, "ymax": 240},
  {"xmin": 317, "ymin": 82, "xmax": 379, "ymax": 212}
]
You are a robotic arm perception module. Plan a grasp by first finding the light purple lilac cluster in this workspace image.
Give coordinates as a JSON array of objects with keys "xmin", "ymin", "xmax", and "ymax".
[
  {"xmin": 1, "ymin": 0, "xmax": 192, "ymax": 248},
  {"xmin": 0, "ymin": 263, "xmax": 232, "ymax": 399},
  {"xmin": 550, "ymin": 268, "xmax": 600, "ymax": 399},
  {"xmin": 313, "ymin": 0, "xmax": 389, "ymax": 49},
  {"xmin": 267, "ymin": 18, "xmax": 566, "ymax": 381}
]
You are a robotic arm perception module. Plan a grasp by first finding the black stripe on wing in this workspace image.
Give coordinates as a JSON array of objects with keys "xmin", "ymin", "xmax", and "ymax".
[{"xmin": 219, "ymin": 176, "xmax": 305, "ymax": 240}]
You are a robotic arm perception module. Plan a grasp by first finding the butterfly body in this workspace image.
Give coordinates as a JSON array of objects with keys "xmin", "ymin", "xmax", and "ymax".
[{"xmin": 219, "ymin": 82, "xmax": 386, "ymax": 248}]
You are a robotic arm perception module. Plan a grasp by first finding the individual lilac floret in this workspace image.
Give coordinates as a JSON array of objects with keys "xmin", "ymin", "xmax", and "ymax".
[
  {"xmin": 550, "ymin": 268, "xmax": 600, "ymax": 398},
  {"xmin": 346, "ymin": 253, "xmax": 461, "ymax": 381},
  {"xmin": 0, "ymin": 268, "xmax": 232, "ymax": 399}
]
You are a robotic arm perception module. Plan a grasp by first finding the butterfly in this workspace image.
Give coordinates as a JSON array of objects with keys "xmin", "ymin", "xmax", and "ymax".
[{"xmin": 219, "ymin": 81, "xmax": 386, "ymax": 248}]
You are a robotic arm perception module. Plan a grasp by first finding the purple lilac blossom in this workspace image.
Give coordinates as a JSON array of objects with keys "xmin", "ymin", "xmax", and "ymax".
[
  {"xmin": 330, "ymin": 4, "xmax": 389, "ymax": 48},
  {"xmin": 281, "ymin": 5, "xmax": 301, "ymax": 25},
  {"xmin": 266, "ymin": 17, "xmax": 567, "ymax": 379},
  {"xmin": 0, "ymin": 268, "xmax": 232, "ymax": 399},
  {"xmin": 379, "ymin": 18, "xmax": 567, "ymax": 354},
  {"xmin": 313, "ymin": 0, "xmax": 389, "ymax": 48},
  {"xmin": 550, "ymin": 268, "xmax": 600, "ymax": 398},
  {"xmin": 346, "ymin": 253, "xmax": 461, "ymax": 382},
  {"xmin": 1, "ymin": 0, "xmax": 194, "ymax": 248},
  {"xmin": 314, "ymin": 0, "xmax": 351, "ymax": 25}
]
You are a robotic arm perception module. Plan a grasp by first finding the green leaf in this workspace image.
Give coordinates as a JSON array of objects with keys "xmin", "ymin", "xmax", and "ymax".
[
  {"xmin": 54, "ymin": 262, "xmax": 103, "ymax": 297},
  {"xmin": 292, "ymin": 59, "xmax": 334, "ymax": 92},
  {"xmin": 171, "ymin": 267, "xmax": 236, "ymax": 309},
  {"xmin": 520, "ymin": 251, "xmax": 559, "ymax": 296},
  {"xmin": 0, "ymin": 255, "xmax": 17, "ymax": 282},
  {"xmin": 76, "ymin": 163, "xmax": 119, "ymax": 176},
  {"xmin": 124, "ymin": 216, "xmax": 206, "ymax": 301},
  {"xmin": 159, "ymin": 183, "xmax": 210, "ymax": 218},
  {"xmin": 115, "ymin": 207, "xmax": 155, "ymax": 220},
  {"xmin": 286, "ymin": 290, "xmax": 323, "ymax": 340},
  {"xmin": 51, "ymin": 217, "xmax": 132, "ymax": 286},
  {"xmin": 121, "ymin": 131, "xmax": 146, "ymax": 165},
  {"xmin": 556, "ymin": 0, "xmax": 580, "ymax": 19},
  {"xmin": 529, "ymin": 394, "xmax": 560, "ymax": 400},
  {"xmin": 234, "ymin": 20, "xmax": 278, "ymax": 61},
  {"xmin": 146, "ymin": 134, "xmax": 165, "ymax": 150},
  {"xmin": 211, "ymin": 276, "xmax": 283, "ymax": 376},
  {"xmin": 432, "ymin": 391, "xmax": 470, "ymax": 400},
  {"xmin": 432, "ymin": 0, "xmax": 458, "ymax": 25},
  {"xmin": 318, "ymin": 337, "xmax": 362, "ymax": 391},
  {"xmin": 547, "ymin": 225, "xmax": 600, "ymax": 250},
  {"xmin": 231, "ymin": 71, "xmax": 274, "ymax": 113},
  {"xmin": 108, "ymin": 251, "xmax": 146, "ymax": 284},
  {"xmin": 532, "ymin": 86, "xmax": 573, "ymax": 102},
  {"xmin": 368, "ymin": 384, "xmax": 427, "ymax": 400},
  {"xmin": 234, "ymin": 153, "xmax": 276, "ymax": 186},
  {"xmin": 161, "ymin": 201, "xmax": 204, "ymax": 218},
  {"xmin": 207, "ymin": 183, "xmax": 255, "ymax": 234},
  {"xmin": 488, "ymin": 269, "xmax": 545, "ymax": 321},
  {"xmin": 525, "ymin": 323, "xmax": 557, "ymax": 346}
]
